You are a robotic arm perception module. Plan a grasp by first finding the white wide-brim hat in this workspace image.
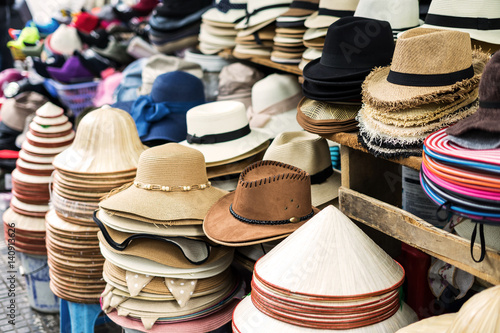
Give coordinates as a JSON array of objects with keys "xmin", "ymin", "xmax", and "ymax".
[
  {"xmin": 202, "ymin": 0, "xmax": 248, "ymax": 24},
  {"xmin": 179, "ymin": 101, "xmax": 271, "ymax": 164},
  {"xmin": 304, "ymin": 0, "xmax": 360, "ymax": 29},
  {"xmin": 354, "ymin": 0, "xmax": 421, "ymax": 33},
  {"xmin": 233, "ymin": 297, "xmax": 418, "ymax": 333},
  {"xmin": 235, "ymin": 0, "xmax": 293, "ymax": 30},
  {"xmin": 421, "ymin": 0, "xmax": 500, "ymax": 44}
]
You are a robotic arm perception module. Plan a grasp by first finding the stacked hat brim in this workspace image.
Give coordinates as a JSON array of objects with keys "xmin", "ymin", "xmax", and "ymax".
[
  {"xmin": 148, "ymin": 2, "xmax": 212, "ymax": 54},
  {"xmin": 420, "ymin": 128, "xmax": 500, "ymax": 224},
  {"xmin": 233, "ymin": 206, "xmax": 418, "ymax": 332},
  {"xmin": 271, "ymin": 0, "xmax": 319, "ymax": 64},
  {"xmin": 358, "ymin": 28, "xmax": 489, "ymax": 159},
  {"xmin": 46, "ymin": 107, "xmax": 147, "ymax": 303},
  {"xmin": 199, "ymin": 0, "xmax": 247, "ymax": 55},
  {"xmin": 7, "ymin": 102, "xmax": 74, "ymax": 255},
  {"xmin": 97, "ymin": 143, "xmax": 242, "ymax": 331}
]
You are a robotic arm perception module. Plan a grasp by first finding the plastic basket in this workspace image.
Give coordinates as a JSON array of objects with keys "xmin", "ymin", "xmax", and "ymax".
[{"xmin": 44, "ymin": 79, "xmax": 99, "ymax": 116}]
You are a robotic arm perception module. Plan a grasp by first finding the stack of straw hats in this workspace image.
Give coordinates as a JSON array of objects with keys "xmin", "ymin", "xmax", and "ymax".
[
  {"xmin": 232, "ymin": 0, "xmax": 293, "ymax": 59},
  {"xmin": 97, "ymin": 143, "xmax": 243, "ymax": 331},
  {"xmin": 300, "ymin": 0, "xmax": 359, "ymax": 69},
  {"xmin": 232, "ymin": 205, "xmax": 419, "ymax": 332},
  {"xmin": 3, "ymin": 102, "xmax": 74, "ymax": 255},
  {"xmin": 199, "ymin": 0, "xmax": 248, "ymax": 55},
  {"xmin": 396, "ymin": 285, "xmax": 500, "ymax": 333},
  {"xmin": 180, "ymin": 101, "xmax": 271, "ymax": 185},
  {"xmin": 357, "ymin": 28, "xmax": 489, "ymax": 159},
  {"xmin": 271, "ymin": 0, "xmax": 319, "ymax": 64},
  {"xmin": 45, "ymin": 107, "xmax": 146, "ymax": 303},
  {"xmin": 297, "ymin": 17, "xmax": 394, "ymax": 135}
]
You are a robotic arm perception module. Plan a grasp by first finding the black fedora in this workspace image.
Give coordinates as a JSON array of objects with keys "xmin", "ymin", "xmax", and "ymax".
[{"xmin": 303, "ymin": 16, "xmax": 395, "ymax": 82}]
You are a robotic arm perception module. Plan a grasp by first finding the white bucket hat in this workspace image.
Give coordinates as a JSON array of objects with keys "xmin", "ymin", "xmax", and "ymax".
[
  {"xmin": 247, "ymin": 74, "xmax": 303, "ymax": 138},
  {"xmin": 354, "ymin": 0, "xmax": 421, "ymax": 37},
  {"xmin": 235, "ymin": 0, "xmax": 293, "ymax": 30},
  {"xmin": 421, "ymin": 0, "xmax": 500, "ymax": 45},
  {"xmin": 179, "ymin": 101, "xmax": 271, "ymax": 165},
  {"xmin": 49, "ymin": 24, "xmax": 83, "ymax": 56},
  {"xmin": 202, "ymin": 0, "xmax": 248, "ymax": 24},
  {"xmin": 304, "ymin": 0, "xmax": 360, "ymax": 29},
  {"xmin": 263, "ymin": 131, "xmax": 340, "ymax": 206}
]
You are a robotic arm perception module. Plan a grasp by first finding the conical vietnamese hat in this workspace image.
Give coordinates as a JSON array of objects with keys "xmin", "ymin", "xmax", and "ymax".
[
  {"xmin": 3, "ymin": 208, "xmax": 46, "ymax": 232},
  {"xmin": 396, "ymin": 285, "xmax": 500, "ymax": 333},
  {"xmin": 53, "ymin": 106, "xmax": 147, "ymax": 174},
  {"xmin": 255, "ymin": 205, "xmax": 405, "ymax": 298},
  {"xmin": 263, "ymin": 131, "xmax": 340, "ymax": 206}
]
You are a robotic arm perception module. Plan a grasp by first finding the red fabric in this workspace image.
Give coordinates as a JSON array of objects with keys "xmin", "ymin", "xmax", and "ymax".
[
  {"xmin": 132, "ymin": 0, "xmax": 159, "ymax": 12},
  {"xmin": 71, "ymin": 12, "xmax": 100, "ymax": 34}
]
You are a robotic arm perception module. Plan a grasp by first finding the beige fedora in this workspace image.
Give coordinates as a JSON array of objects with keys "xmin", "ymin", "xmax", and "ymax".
[
  {"xmin": 263, "ymin": 131, "xmax": 340, "ymax": 206},
  {"xmin": 304, "ymin": 0, "xmax": 359, "ymax": 29},
  {"xmin": 179, "ymin": 101, "xmax": 271, "ymax": 164},
  {"xmin": 52, "ymin": 107, "xmax": 147, "ymax": 174},
  {"xmin": 99, "ymin": 143, "xmax": 227, "ymax": 222},
  {"xmin": 363, "ymin": 28, "xmax": 489, "ymax": 110}
]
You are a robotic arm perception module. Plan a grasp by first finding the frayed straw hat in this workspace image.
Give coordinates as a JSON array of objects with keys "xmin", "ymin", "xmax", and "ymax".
[
  {"xmin": 396, "ymin": 285, "xmax": 500, "ymax": 333},
  {"xmin": 363, "ymin": 28, "xmax": 489, "ymax": 110},
  {"xmin": 203, "ymin": 160, "xmax": 319, "ymax": 246},
  {"xmin": 263, "ymin": 131, "xmax": 340, "ymax": 206},
  {"xmin": 99, "ymin": 143, "xmax": 227, "ymax": 222},
  {"xmin": 53, "ymin": 107, "xmax": 147, "ymax": 174}
]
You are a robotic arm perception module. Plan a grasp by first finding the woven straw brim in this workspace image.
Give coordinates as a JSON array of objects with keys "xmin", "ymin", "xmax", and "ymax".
[
  {"xmin": 357, "ymin": 101, "xmax": 479, "ymax": 138},
  {"xmin": 298, "ymin": 97, "xmax": 360, "ymax": 122},
  {"xmin": 99, "ymin": 183, "xmax": 228, "ymax": 222},
  {"xmin": 203, "ymin": 191, "xmax": 320, "ymax": 247},
  {"xmin": 363, "ymin": 88, "xmax": 479, "ymax": 127},
  {"xmin": 97, "ymin": 209, "xmax": 204, "ymax": 234},
  {"xmin": 3, "ymin": 208, "xmax": 46, "ymax": 232},
  {"xmin": 233, "ymin": 297, "xmax": 418, "ymax": 333},
  {"xmin": 207, "ymin": 149, "xmax": 266, "ymax": 179},
  {"xmin": 358, "ymin": 134, "xmax": 422, "ymax": 159},
  {"xmin": 362, "ymin": 50, "xmax": 489, "ymax": 110},
  {"xmin": 311, "ymin": 172, "xmax": 341, "ymax": 206}
]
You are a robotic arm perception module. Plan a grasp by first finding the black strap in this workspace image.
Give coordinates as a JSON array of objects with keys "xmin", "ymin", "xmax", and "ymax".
[
  {"xmin": 436, "ymin": 202, "xmax": 452, "ymax": 222},
  {"xmin": 470, "ymin": 222, "xmax": 486, "ymax": 263},
  {"xmin": 387, "ymin": 65, "xmax": 474, "ymax": 87},
  {"xmin": 229, "ymin": 204, "xmax": 315, "ymax": 225},
  {"xmin": 216, "ymin": 0, "xmax": 247, "ymax": 13},
  {"xmin": 310, "ymin": 165, "xmax": 334, "ymax": 185},
  {"xmin": 186, "ymin": 124, "xmax": 251, "ymax": 144},
  {"xmin": 425, "ymin": 13, "xmax": 500, "ymax": 31},
  {"xmin": 317, "ymin": 8, "xmax": 354, "ymax": 17},
  {"xmin": 92, "ymin": 211, "xmax": 212, "ymax": 265},
  {"xmin": 290, "ymin": 1, "xmax": 318, "ymax": 11},
  {"xmin": 244, "ymin": 3, "xmax": 291, "ymax": 24},
  {"xmin": 253, "ymin": 31, "xmax": 262, "ymax": 45},
  {"xmin": 479, "ymin": 101, "xmax": 500, "ymax": 109}
]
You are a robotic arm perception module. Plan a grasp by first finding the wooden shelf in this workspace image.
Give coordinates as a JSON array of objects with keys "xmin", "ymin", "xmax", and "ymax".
[
  {"xmin": 219, "ymin": 49, "xmax": 302, "ymax": 76},
  {"xmin": 323, "ymin": 131, "xmax": 422, "ymax": 171},
  {"xmin": 339, "ymin": 187, "xmax": 500, "ymax": 285}
]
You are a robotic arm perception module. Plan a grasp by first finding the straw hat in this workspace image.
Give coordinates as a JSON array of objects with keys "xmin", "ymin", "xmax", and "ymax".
[
  {"xmin": 202, "ymin": 0, "xmax": 248, "ymax": 24},
  {"xmin": 52, "ymin": 107, "xmax": 146, "ymax": 174},
  {"xmin": 263, "ymin": 131, "xmax": 340, "ymax": 206},
  {"xmin": 354, "ymin": 0, "xmax": 421, "ymax": 38},
  {"xmin": 49, "ymin": 24, "xmax": 82, "ymax": 56},
  {"xmin": 304, "ymin": 0, "xmax": 359, "ymax": 29},
  {"xmin": 179, "ymin": 101, "xmax": 271, "ymax": 164},
  {"xmin": 421, "ymin": 0, "xmax": 500, "ymax": 45},
  {"xmin": 203, "ymin": 160, "xmax": 319, "ymax": 246},
  {"xmin": 233, "ymin": 206, "xmax": 417, "ymax": 332},
  {"xmin": 235, "ymin": 0, "xmax": 292, "ymax": 30},
  {"xmin": 362, "ymin": 28, "xmax": 490, "ymax": 110},
  {"xmin": 1, "ymin": 92, "xmax": 49, "ymax": 132},
  {"xmin": 446, "ymin": 51, "xmax": 500, "ymax": 148},
  {"xmin": 396, "ymin": 285, "xmax": 500, "ymax": 333},
  {"xmin": 277, "ymin": 0, "xmax": 319, "ymax": 25},
  {"xmin": 99, "ymin": 143, "xmax": 227, "ymax": 222}
]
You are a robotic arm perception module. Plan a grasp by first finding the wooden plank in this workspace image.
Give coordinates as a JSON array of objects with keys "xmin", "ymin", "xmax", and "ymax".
[
  {"xmin": 339, "ymin": 187, "xmax": 500, "ymax": 285},
  {"xmin": 248, "ymin": 57, "xmax": 303, "ymax": 75},
  {"xmin": 323, "ymin": 132, "xmax": 422, "ymax": 171}
]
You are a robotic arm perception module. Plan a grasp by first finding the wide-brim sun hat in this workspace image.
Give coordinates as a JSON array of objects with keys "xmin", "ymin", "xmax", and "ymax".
[
  {"xmin": 421, "ymin": 0, "xmax": 500, "ymax": 45},
  {"xmin": 362, "ymin": 28, "xmax": 490, "ymax": 110},
  {"xmin": 234, "ymin": 0, "xmax": 293, "ymax": 30},
  {"xmin": 304, "ymin": 0, "xmax": 359, "ymax": 29},
  {"xmin": 99, "ymin": 143, "xmax": 227, "ymax": 222},
  {"xmin": 179, "ymin": 101, "xmax": 271, "ymax": 165},
  {"xmin": 202, "ymin": 0, "xmax": 248, "ymax": 24}
]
